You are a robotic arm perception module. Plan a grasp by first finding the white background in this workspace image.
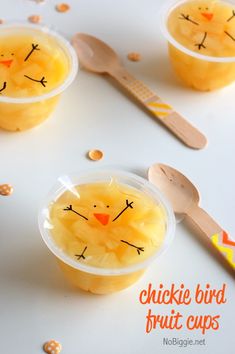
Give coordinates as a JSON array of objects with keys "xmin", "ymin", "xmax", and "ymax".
[{"xmin": 0, "ymin": 0, "xmax": 235, "ymax": 353}]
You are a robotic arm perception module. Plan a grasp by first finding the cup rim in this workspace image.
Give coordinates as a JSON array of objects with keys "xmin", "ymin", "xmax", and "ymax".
[
  {"xmin": 159, "ymin": 0, "xmax": 235, "ymax": 63},
  {"xmin": 38, "ymin": 169, "xmax": 176, "ymax": 276},
  {"xmin": 0, "ymin": 22, "xmax": 78, "ymax": 104}
]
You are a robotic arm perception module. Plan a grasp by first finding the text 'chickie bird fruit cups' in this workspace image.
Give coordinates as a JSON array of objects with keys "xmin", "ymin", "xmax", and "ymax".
[
  {"xmin": 38, "ymin": 170, "xmax": 175, "ymax": 294},
  {"xmin": 0, "ymin": 23, "xmax": 78, "ymax": 131},
  {"xmin": 160, "ymin": 0, "xmax": 235, "ymax": 91}
]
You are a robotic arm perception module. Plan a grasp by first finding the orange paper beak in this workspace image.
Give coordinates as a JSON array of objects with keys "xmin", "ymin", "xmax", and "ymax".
[
  {"xmin": 201, "ymin": 12, "xmax": 214, "ymax": 21},
  {"xmin": 0, "ymin": 59, "xmax": 13, "ymax": 68},
  {"xmin": 94, "ymin": 213, "xmax": 110, "ymax": 225}
]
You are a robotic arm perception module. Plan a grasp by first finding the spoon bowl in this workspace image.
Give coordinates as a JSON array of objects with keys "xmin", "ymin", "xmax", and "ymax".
[
  {"xmin": 72, "ymin": 33, "xmax": 120, "ymax": 74},
  {"xmin": 148, "ymin": 163, "xmax": 200, "ymax": 215},
  {"xmin": 148, "ymin": 163, "xmax": 235, "ymax": 270}
]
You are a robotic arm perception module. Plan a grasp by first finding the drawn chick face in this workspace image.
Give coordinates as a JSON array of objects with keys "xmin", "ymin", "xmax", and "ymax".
[
  {"xmin": 0, "ymin": 29, "xmax": 70, "ymax": 97},
  {"xmin": 168, "ymin": 0, "xmax": 235, "ymax": 56},
  {"xmin": 185, "ymin": 0, "xmax": 217, "ymax": 22},
  {"xmin": 49, "ymin": 181, "xmax": 166, "ymax": 269},
  {"xmin": 0, "ymin": 52, "xmax": 14, "ymax": 68}
]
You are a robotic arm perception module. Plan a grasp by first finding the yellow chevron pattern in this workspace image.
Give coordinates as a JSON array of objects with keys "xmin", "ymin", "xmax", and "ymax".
[
  {"xmin": 211, "ymin": 233, "xmax": 235, "ymax": 268},
  {"xmin": 147, "ymin": 101, "xmax": 173, "ymax": 118}
]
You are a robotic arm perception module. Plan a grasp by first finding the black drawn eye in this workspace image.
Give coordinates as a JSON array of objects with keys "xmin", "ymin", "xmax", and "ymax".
[
  {"xmin": 94, "ymin": 205, "xmax": 97, "ymax": 208},
  {"xmin": 11, "ymin": 53, "xmax": 14, "ymax": 56},
  {"xmin": 106, "ymin": 205, "xmax": 110, "ymax": 208},
  {"xmin": 1, "ymin": 54, "xmax": 4, "ymax": 57}
]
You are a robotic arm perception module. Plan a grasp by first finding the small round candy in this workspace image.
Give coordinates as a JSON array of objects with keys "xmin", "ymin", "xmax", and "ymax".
[
  {"xmin": 0, "ymin": 184, "xmax": 13, "ymax": 196},
  {"xmin": 88, "ymin": 149, "xmax": 104, "ymax": 161},
  {"xmin": 43, "ymin": 340, "xmax": 62, "ymax": 354},
  {"xmin": 55, "ymin": 3, "xmax": 70, "ymax": 12}
]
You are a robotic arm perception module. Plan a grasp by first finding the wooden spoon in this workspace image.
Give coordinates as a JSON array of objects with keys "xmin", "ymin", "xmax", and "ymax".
[
  {"xmin": 148, "ymin": 163, "xmax": 235, "ymax": 270},
  {"xmin": 72, "ymin": 33, "xmax": 207, "ymax": 150}
]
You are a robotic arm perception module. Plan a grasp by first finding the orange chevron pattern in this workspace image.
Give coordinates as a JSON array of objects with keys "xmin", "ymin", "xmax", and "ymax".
[
  {"xmin": 222, "ymin": 231, "xmax": 235, "ymax": 246},
  {"xmin": 211, "ymin": 231, "xmax": 235, "ymax": 269}
]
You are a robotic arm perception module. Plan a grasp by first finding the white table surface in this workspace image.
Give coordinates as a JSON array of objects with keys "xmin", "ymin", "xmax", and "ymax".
[{"xmin": 0, "ymin": 0, "xmax": 235, "ymax": 353}]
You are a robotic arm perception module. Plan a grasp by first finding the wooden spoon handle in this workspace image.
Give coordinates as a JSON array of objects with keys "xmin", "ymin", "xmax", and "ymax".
[
  {"xmin": 110, "ymin": 67, "xmax": 207, "ymax": 149},
  {"xmin": 187, "ymin": 205, "xmax": 235, "ymax": 269}
]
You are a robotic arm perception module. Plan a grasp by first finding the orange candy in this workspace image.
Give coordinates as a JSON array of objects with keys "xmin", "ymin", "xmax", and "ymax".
[
  {"xmin": 55, "ymin": 3, "xmax": 70, "ymax": 13},
  {"xmin": 0, "ymin": 184, "xmax": 13, "ymax": 196},
  {"xmin": 43, "ymin": 340, "xmax": 62, "ymax": 354}
]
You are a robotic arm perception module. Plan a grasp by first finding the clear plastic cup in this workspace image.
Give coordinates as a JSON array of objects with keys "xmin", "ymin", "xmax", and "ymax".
[
  {"xmin": 160, "ymin": 0, "xmax": 235, "ymax": 91},
  {"xmin": 38, "ymin": 169, "xmax": 175, "ymax": 294},
  {"xmin": 0, "ymin": 23, "xmax": 78, "ymax": 131}
]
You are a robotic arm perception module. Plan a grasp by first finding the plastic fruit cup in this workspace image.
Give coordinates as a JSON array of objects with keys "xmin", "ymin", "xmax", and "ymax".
[
  {"xmin": 38, "ymin": 169, "xmax": 175, "ymax": 294},
  {"xmin": 160, "ymin": 0, "xmax": 235, "ymax": 91},
  {"xmin": 0, "ymin": 23, "xmax": 78, "ymax": 131}
]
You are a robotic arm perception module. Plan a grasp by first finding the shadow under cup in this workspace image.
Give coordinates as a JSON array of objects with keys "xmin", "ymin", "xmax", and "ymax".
[
  {"xmin": 0, "ymin": 23, "xmax": 78, "ymax": 131},
  {"xmin": 160, "ymin": 0, "xmax": 235, "ymax": 91},
  {"xmin": 38, "ymin": 170, "xmax": 176, "ymax": 295}
]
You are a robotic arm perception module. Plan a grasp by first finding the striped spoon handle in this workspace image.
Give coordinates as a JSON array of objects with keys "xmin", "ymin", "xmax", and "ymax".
[
  {"xmin": 187, "ymin": 205, "xmax": 235, "ymax": 269},
  {"xmin": 110, "ymin": 67, "xmax": 207, "ymax": 150}
]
